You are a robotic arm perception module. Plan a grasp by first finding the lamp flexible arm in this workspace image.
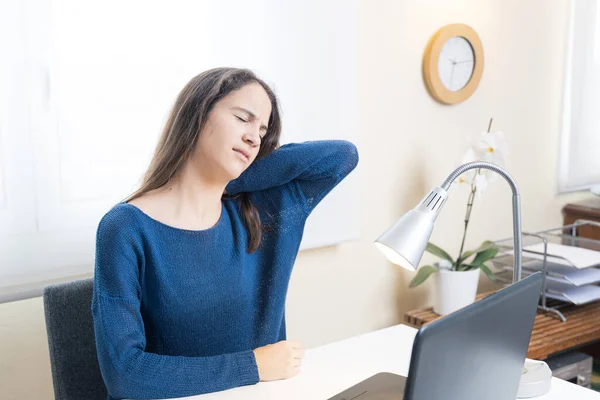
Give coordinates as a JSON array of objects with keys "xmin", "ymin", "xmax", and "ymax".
[{"xmin": 440, "ymin": 161, "xmax": 522, "ymax": 283}]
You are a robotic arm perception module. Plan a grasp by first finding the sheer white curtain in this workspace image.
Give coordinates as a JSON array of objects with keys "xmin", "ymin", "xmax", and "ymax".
[
  {"xmin": 0, "ymin": 0, "xmax": 359, "ymax": 296},
  {"xmin": 559, "ymin": 0, "xmax": 600, "ymax": 192}
]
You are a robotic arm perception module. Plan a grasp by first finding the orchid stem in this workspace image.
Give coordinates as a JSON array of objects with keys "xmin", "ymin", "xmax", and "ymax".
[{"xmin": 455, "ymin": 118, "xmax": 493, "ymax": 270}]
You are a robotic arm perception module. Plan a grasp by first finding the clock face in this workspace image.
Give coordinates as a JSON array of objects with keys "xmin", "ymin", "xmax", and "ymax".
[{"xmin": 437, "ymin": 36, "xmax": 475, "ymax": 92}]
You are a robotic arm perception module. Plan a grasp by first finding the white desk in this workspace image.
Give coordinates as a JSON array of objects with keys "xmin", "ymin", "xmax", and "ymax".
[{"xmin": 165, "ymin": 324, "xmax": 600, "ymax": 400}]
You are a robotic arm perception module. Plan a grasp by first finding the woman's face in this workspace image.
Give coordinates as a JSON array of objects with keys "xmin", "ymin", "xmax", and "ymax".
[{"xmin": 193, "ymin": 82, "xmax": 272, "ymax": 182}]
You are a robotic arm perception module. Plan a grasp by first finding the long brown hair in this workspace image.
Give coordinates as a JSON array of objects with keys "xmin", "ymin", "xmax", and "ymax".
[{"xmin": 126, "ymin": 68, "xmax": 282, "ymax": 253}]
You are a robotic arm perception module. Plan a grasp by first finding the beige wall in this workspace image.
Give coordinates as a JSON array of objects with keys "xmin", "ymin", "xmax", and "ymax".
[{"xmin": 1, "ymin": 0, "xmax": 594, "ymax": 398}]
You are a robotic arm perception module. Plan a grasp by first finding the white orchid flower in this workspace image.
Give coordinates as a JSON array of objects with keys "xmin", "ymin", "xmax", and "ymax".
[
  {"xmin": 472, "ymin": 130, "xmax": 509, "ymax": 165},
  {"xmin": 457, "ymin": 130, "xmax": 509, "ymax": 194}
]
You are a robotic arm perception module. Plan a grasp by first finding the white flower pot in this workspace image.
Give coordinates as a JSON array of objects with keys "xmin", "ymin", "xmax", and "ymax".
[{"xmin": 433, "ymin": 268, "xmax": 480, "ymax": 316}]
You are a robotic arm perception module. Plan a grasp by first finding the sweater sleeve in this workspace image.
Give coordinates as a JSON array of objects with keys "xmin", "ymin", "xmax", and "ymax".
[
  {"xmin": 91, "ymin": 209, "xmax": 259, "ymax": 400},
  {"xmin": 225, "ymin": 140, "xmax": 359, "ymax": 214}
]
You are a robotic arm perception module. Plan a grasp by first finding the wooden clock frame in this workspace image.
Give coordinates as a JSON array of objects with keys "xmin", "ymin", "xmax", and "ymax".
[{"xmin": 423, "ymin": 24, "xmax": 484, "ymax": 105}]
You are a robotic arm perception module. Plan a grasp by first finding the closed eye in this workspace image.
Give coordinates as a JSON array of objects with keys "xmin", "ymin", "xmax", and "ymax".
[{"xmin": 235, "ymin": 114, "xmax": 266, "ymax": 141}]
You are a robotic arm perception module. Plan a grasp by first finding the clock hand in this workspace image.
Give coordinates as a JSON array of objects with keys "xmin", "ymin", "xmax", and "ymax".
[{"xmin": 455, "ymin": 60, "xmax": 473, "ymax": 64}]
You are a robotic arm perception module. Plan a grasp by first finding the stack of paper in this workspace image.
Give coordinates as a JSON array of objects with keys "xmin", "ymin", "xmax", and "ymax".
[
  {"xmin": 544, "ymin": 281, "xmax": 600, "ymax": 305},
  {"xmin": 501, "ymin": 242, "xmax": 600, "ymax": 305},
  {"xmin": 520, "ymin": 260, "xmax": 600, "ymax": 286},
  {"xmin": 520, "ymin": 242, "xmax": 600, "ymax": 269}
]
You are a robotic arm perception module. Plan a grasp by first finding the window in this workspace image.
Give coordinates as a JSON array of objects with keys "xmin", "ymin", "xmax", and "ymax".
[
  {"xmin": 559, "ymin": 0, "xmax": 600, "ymax": 192},
  {"xmin": 1, "ymin": 0, "xmax": 359, "ymax": 296}
]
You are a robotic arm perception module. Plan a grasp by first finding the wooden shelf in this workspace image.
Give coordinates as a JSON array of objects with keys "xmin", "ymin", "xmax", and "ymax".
[{"xmin": 404, "ymin": 291, "xmax": 600, "ymax": 360}]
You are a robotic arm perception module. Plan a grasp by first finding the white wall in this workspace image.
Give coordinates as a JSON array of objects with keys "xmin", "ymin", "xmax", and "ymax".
[{"xmin": 0, "ymin": 0, "xmax": 593, "ymax": 398}]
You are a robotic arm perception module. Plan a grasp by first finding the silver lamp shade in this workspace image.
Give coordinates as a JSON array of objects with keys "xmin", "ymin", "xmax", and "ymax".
[
  {"xmin": 375, "ymin": 187, "xmax": 448, "ymax": 271},
  {"xmin": 375, "ymin": 210, "xmax": 434, "ymax": 271}
]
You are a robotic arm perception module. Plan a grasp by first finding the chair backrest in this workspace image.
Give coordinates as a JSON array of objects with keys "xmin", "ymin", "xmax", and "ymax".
[{"xmin": 43, "ymin": 278, "xmax": 107, "ymax": 400}]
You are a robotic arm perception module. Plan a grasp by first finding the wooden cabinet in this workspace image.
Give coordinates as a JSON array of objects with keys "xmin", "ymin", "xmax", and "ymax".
[{"xmin": 562, "ymin": 198, "xmax": 600, "ymax": 240}]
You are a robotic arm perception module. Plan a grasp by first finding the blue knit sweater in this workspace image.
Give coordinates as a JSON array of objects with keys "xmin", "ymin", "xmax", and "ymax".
[{"xmin": 92, "ymin": 140, "xmax": 358, "ymax": 399}]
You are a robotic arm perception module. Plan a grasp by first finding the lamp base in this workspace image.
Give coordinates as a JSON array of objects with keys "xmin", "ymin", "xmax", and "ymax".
[{"xmin": 517, "ymin": 359, "xmax": 552, "ymax": 398}]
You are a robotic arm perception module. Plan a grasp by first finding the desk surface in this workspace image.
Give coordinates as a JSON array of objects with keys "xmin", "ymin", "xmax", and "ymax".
[{"xmin": 160, "ymin": 324, "xmax": 600, "ymax": 400}]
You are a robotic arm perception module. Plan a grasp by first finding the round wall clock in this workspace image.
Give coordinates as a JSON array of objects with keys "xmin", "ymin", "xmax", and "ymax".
[{"xmin": 423, "ymin": 24, "xmax": 484, "ymax": 105}]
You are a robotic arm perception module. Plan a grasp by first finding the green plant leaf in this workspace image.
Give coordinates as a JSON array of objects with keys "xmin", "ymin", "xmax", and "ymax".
[
  {"xmin": 408, "ymin": 265, "xmax": 439, "ymax": 288},
  {"xmin": 425, "ymin": 242, "xmax": 454, "ymax": 263},
  {"xmin": 478, "ymin": 263, "xmax": 498, "ymax": 282},
  {"xmin": 457, "ymin": 262, "xmax": 473, "ymax": 271},
  {"xmin": 471, "ymin": 246, "xmax": 499, "ymax": 266},
  {"xmin": 459, "ymin": 240, "xmax": 496, "ymax": 263}
]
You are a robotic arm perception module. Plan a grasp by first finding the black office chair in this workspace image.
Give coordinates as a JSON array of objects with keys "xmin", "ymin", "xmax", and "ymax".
[{"xmin": 43, "ymin": 278, "xmax": 107, "ymax": 400}]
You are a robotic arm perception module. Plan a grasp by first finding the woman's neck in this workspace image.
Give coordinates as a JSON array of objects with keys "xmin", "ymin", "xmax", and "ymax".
[{"xmin": 161, "ymin": 163, "xmax": 227, "ymax": 230}]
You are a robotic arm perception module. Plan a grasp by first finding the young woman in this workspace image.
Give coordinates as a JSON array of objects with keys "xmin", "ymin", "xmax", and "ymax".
[{"xmin": 92, "ymin": 67, "xmax": 358, "ymax": 399}]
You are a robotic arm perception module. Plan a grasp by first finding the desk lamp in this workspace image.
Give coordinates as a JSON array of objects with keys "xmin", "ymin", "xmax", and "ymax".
[{"xmin": 375, "ymin": 161, "xmax": 552, "ymax": 398}]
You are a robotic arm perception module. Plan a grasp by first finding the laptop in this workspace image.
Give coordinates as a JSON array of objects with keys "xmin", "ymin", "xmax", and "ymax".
[{"xmin": 328, "ymin": 272, "xmax": 543, "ymax": 400}]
